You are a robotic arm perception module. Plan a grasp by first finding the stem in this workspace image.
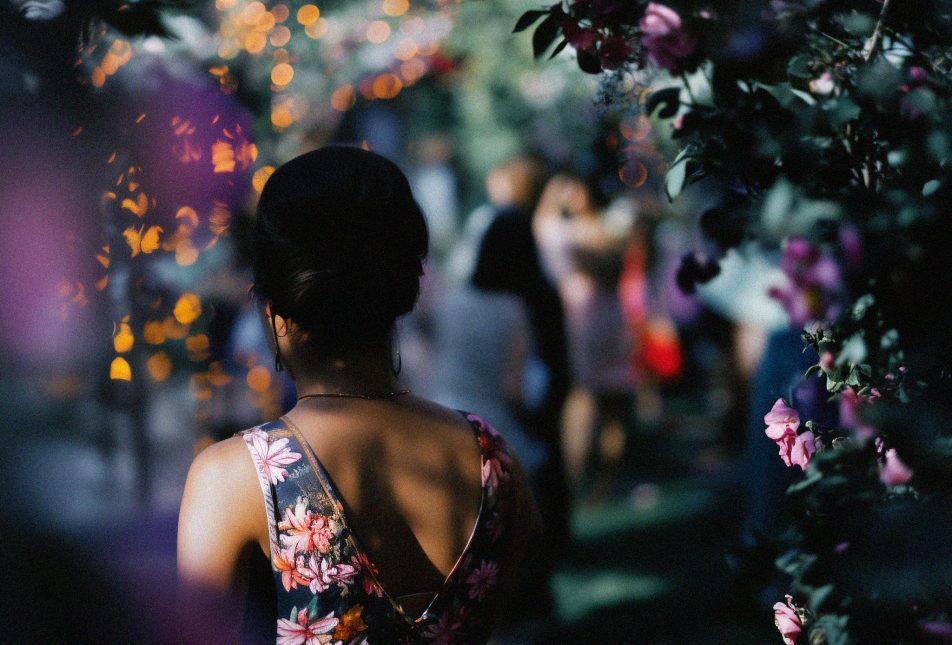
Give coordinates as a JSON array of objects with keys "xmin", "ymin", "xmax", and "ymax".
[{"xmin": 862, "ymin": 0, "xmax": 893, "ymax": 62}]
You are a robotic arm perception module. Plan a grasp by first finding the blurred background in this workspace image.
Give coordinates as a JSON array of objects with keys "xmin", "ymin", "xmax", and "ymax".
[{"xmin": 0, "ymin": 0, "xmax": 798, "ymax": 642}]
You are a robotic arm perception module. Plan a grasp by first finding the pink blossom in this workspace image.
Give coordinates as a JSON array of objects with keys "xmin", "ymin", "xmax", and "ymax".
[
  {"xmin": 639, "ymin": 2, "xmax": 695, "ymax": 72},
  {"xmin": 244, "ymin": 430, "xmax": 302, "ymax": 485},
  {"xmin": 466, "ymin": 560, "xmax": 499, "ymax": 602},
  {"xmin": 765, "ymin": 400, "xmax": 815, "ymax": 469},
  {"xmin": 920, "ymin": 622, "xmax": 952, "ymax": 640},
  {"xmin": 809, "ymin": 72, "xmax": 835, "ymax": 96},
  {"xmin": 819, "ymin": 351, "xmax": 835, "ymax": 372},
  {"xmin": 880, "ymin": 448, "xmax": 913, "ymax": 486},
  {"xmin": 561, "ymin": 21, "xmax": 599, "ymax": 50},
  {"xmin": 789, "ymin": 430, "xmax": 817, "ymax": 470},
  {"xmin": 774, "ymin": 596, "xmax": 802, "ymax": 645},
  {"xmin": 839, "ymin": 386, "xmax": 880, "ymax": 441},
  {"xmin": 279, "ymin": 503, "xmax": 335, "ymax": 554},
  {"xmin": 276, "ymin": 610, "xmax": 339, "ymax": 645},
  {"xmin": 769, "ymin": 238, "xmax": 843, "ymax": 326},
  {"xmin": 765, "ymin": 398, "xmax": 800, "ymax": 439},
  {"xmin": 423, "ymin": 611, "xmax": 462, "ymax": 645}
]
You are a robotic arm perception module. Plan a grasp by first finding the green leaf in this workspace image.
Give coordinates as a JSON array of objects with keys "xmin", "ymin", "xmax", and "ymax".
[
  {"xmin": 576, "ymin": 48, "xmax": 602, "ymax": 74},
  {"xmin": 664, "ymin": 148, "xmax": 693, "ymax": 201},
  {"xmin": 645, "ymin": 87, "xmax": 682, "ymax": 118},
  {"xmin": 532, "ymin": 13, "xmax": 560, "ymax": 58},
  {"xmin": 513, "ymin": 9, "xmax": 547, "ymax": 33}
]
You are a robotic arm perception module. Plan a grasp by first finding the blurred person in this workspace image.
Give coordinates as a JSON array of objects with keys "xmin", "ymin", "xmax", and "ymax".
[
  {"xmin": 533, "ymin": 173, "xmax": 636, "ymax": 496},
  {"xmin": 434, "ymin": 208, "xmax": 568, "ymax": 628},
  {"xmin": 178, "ymin": 146, "xmax": 541, "ymax": 644}
]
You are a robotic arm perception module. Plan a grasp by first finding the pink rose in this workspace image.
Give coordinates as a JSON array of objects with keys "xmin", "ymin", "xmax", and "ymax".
[
  {"xmin": 765, "ymin": 398, "xmax": 800, "ymax": 439},
  {"xmin": 879, "ymin": 448, "xmax": 913, "ymax": 486},
  {"xmin": 765, "ymin": 399, "xmax": 815, "ymax": 469},
  {"xmin": 769, "ymin": 237, "xmax": 843, "ymax": 326},
  {"xmin": 789, "ymin": 430, "xmax": 817, "ymax": 470},
  {"xmin": 839, "ymin": 386, "xmax": 880, "ymax": 441},
  {"xmin": 809, "ymin": 72, "xmax": 835, "ymax": 96},
  {"xmin": 774, "ymin": 596, "xmax": 802, "ymax": 645},
  {"xmin": 639, "ymin": 2, "xmax": 695, "ymax": 71}
]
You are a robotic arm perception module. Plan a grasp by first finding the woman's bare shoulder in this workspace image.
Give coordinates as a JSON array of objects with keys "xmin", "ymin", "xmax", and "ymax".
[
  {"xmin": 188, "ymin": 435, "xmax": 258, "ymax": 484},
  {"xmin": 178, "ymin": 434, "xmax": 268, "ymax": 590}
]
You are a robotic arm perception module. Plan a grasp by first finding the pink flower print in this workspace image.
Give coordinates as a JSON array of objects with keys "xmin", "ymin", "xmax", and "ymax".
[
  {"xmin": 351, "ymin": 553, "xmax": 384, "ymax": 596},
  {"xmin": 484, "ymin": 510, "xmax": 504, "ymax": 541},
  {"xmin": 423, "ymin": 611, "xmax": 462, "ymax": 645},
  {"xmin": 299, "ymin": 555, "xmax": 357, "ymax": 594},
  {"xmin": 880, "ymin": 448, "xmax": 913, "ymax": 486},
  {"xmin": 245, "ymin": 430, "xmax": 302, "ymax": 485},
  {"xmin": 328, "ymin": 562, "xmax": 357, "ymax": 587},
  {"xmin": 481, "ymin": 458, "xmax": 505, "ymax": 494},
  {"xmin": 273, "ymin": 546, "xmax": 308, "ymax": 591},
  {"xmin": 279, "ymin": 503, "xmax": 335, "ymax": 554},
  {"xmin": 465, "ymin": 560, "xmax": 499, "ymax": 603},
  {"xmin": 276, "ymin": 610, "xmax": 339, "ymax": 645},
  {"xmin": 639, "ymin": 2, "xmax": 695, "ymax": 72},
  {"xmin": 773, "ymin": 596, "xmax": 802, "ymax": 645}
]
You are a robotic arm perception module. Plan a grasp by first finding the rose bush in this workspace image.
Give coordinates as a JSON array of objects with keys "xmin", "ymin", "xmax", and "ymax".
[{"xmin": 518, "ymin": 0, "xmax": 952, "ymax": 643}]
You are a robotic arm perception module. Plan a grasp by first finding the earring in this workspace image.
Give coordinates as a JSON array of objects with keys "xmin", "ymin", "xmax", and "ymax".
[
  {"xmin": 271, "ymin": 314, "xmax": 284, "ymax": 372},
  {"xmin": 393, "ymin": 350, "xmax": 402, "ymax": 376}
]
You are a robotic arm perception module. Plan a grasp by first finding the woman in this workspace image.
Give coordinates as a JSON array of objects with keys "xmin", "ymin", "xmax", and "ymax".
[{"xmin": 178, "ymin": 146, "xmax": 541, "ymax": 645}]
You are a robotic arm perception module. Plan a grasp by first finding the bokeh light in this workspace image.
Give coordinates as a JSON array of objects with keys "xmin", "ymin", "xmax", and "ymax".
[
  {"xmin": 241, "ymin": 1, "xmax": 266, "ymax": 24},
  {"xmin": 367, "ymin": 20, "xmax": 391, "ymax": 44},
  {"xmin": 143, "ymin": 320, "xmax": 166, "ymax": 345},
  {"xmin": 271, "ymin": 3, "xmax": 289, "ymax": 22},
  {"xmin": 383, "ymin": 0, "xmax": 409, "ymax": 17},
  {"xmin": 619, "ymin": 159, "xmax": 648, "ymax": 188},
  {"xmin": 173, "ymin": 293, "xmax": 202, "ymax": 325},
  {"xmin": 113, "ymin": 322, "xmax": 134, "ymax": 353},
  {"xmin": 305, "ymin": 18, "xmax": 328, "ymax": 38},
  {"xmin": 297, "ymin": 4, "xmax": 320, "ymax": 26},
  {"xmin": 147, "ymin": 352, "xmax": 173, "ymax": 381},
  {"xmin": 271, "ymin": 62, "xmax": 294, "ymax": 86},
  {"xmin": 394, "ymin": 38, "xmax": 417, "ymax": 61},
  {"xmin": 331, "ymin": 85, "xmax": 356, "ymax": 112},
  {"xmin": 247, "ymin": 365, "xmax": 272, "ymax": 392},
  {"xmin": 621, "ymin": 115, "xmax": 652, "ymax": 142},
  {"xmin": 253, "ymin": 166, "xmax": 275, "ymax": 192},
  {"xmin": 270, "ymin": 25, "xmax": 292, "ymax": 47},
  {"xmin": 373, "ymin": 73, "xmax": 402, "ymax": 99},
  {"xmin": 110, "ymin": 357, "xmax": 132, "ymax": 381}
]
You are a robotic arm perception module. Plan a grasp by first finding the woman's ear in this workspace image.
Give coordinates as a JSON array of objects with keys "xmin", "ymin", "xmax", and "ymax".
[{"xmin": 265, "ymin": 302, "xmax": 290, "ymax": 338}]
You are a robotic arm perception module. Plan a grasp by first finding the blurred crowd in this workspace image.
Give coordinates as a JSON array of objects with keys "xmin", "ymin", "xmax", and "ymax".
[{"xmin": 1, "ymin": 4, "xmax": 805, "ymax": 642}]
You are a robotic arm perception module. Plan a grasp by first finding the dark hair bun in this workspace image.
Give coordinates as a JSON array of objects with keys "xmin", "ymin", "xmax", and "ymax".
[{"xmin": 252, "ymin": 146, "xmax": 428, "ymax": 351}]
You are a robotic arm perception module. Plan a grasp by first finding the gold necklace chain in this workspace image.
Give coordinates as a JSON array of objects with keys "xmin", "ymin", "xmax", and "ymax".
[{"xmin": 296, "ymin": 389, "xmax": 411, "ymax": 402}]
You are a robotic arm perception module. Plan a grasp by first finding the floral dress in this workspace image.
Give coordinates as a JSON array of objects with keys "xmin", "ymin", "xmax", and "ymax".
[{"xmin": 240, "ymin": 413, "xmax": 516, "ymax": 645}]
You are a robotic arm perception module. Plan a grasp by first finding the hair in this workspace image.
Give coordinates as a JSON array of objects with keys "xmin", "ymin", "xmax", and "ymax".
[
  {"xmin": 470, "ymin": 210, "xmax": 544, "ymax": 295},
  {"xmin": 252, "ymin": 145, "xmax": 428, "ymax": 354}
]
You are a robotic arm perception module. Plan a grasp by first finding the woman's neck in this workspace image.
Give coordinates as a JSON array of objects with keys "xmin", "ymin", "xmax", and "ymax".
[{"xmin": 290, "ymin": 351, "xmax": 402, "ymax": 398}]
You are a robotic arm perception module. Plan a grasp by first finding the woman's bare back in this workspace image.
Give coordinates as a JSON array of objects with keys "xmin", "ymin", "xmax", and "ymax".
[{"xmin": 281, "ymin": 396, "xmax": 484, "ymax": 614}]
